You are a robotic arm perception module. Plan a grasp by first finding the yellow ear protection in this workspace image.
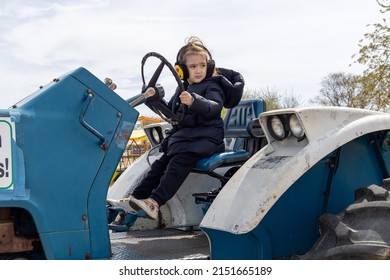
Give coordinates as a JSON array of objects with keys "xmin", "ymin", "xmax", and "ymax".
[{"xmin": 175, "ymin": 43, "xmax": 215, "ymax": 80}]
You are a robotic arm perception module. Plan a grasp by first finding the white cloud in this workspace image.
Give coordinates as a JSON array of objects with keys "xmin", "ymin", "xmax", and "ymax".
[{"xmin": 0, "ymin": 0, "xmax": 384, "ymax": 113}]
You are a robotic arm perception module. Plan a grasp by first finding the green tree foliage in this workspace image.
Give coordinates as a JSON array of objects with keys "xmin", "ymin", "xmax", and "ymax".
[
  {"xmin": 352, "ymin": 0, "xmax": 390, "ymax": 111},
  {"xmin": 243, "ymin": 87, "xmax": 302, "ymax": 111},
  {"xmin": 310, "ymin": 72, "xmax": 368, "ymax": 108},
  {"xmin": 312, "ymin": 1, "xmax": 390, "ymax": 111}
]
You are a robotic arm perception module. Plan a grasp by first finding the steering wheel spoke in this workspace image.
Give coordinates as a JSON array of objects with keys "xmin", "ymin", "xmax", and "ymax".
[
  {"xmin": 141, "ymin": 52, "xmax": 187, "ymax": 124},
  {"xmin": 146, "ymin": 61, "xmax": 165, "ymax": 89}
]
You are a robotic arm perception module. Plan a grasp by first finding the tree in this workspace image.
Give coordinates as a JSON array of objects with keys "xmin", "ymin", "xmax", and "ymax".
[
  {"xmin": 310, "ymin": 72, "xmax": 366, "ymax": 108},
  {"xmin": 281, "ymin": 89, "xmax": 302, "ymax": 109},
  {"xmin": 243, "ymin": 87, "xmax": 302, "ymax": 111},
  {"xmin": 352, "ymin": 0, "xmax": 390, "ymax": 111}
]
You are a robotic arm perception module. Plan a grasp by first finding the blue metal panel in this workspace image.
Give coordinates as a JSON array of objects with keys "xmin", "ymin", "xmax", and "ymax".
[
  {"xmin": 40, "ymin": 231, "xmax": 91, "ymax": 259},
  {"xmin": 327, "ymin": 135, "xmax": 385, "ymax": 213},
  {"xmin": 224, "ymin": 99, "xmax": 265, "ymax": 138},
  {"xmin": 0, "ymin": 67, "xmax": 138, "ymax": 259},
  {"xmin": 204, "ymin": 226, "xmax": 272, "ymax": 259},
  {"xmin": 260, "ymin": 160, "xmax": 330, "ymax": 258}
]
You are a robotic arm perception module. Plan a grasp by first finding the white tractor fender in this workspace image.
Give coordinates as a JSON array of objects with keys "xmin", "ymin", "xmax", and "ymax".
[{"xmin": 200, "ymin": 107, "xmax": 390, "ymax": 234}]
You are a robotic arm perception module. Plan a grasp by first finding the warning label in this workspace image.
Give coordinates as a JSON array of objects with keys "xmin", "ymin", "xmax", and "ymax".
[{"xmin": 0, "ymin": 118, "xmax": 14, "ymax": 190}]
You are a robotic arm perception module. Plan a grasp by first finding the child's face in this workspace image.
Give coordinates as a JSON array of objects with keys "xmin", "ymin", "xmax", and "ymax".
[{"xmin": 185, "ymin": 53, "xmax": 207, "ymax": 84}]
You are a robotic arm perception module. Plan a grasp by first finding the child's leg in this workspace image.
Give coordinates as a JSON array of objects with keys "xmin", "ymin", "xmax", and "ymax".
[
  {"xmin": 131, "ymin": 153, "xmax": 171, "ymax": 199},
  {"xmin": 149, "ymin": 152, "xmax": 203, "ymax": 206}
]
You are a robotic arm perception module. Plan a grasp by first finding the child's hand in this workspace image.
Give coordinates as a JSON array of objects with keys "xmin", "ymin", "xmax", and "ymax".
[{"xmin": 179, "ymin": 91, "xmax": 194, "ymax": 106}]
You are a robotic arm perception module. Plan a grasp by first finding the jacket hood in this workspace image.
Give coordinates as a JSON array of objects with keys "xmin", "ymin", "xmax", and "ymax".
[{"xmin": 216, "ymin": 67, "xmax": 245, "ymax": 108}]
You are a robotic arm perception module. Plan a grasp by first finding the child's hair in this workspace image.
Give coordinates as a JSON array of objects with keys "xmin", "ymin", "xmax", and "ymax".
[
  {"xmin": 175, "ymin": 36, "xmax": 216, "ymax": 80},
  {"xmin": 177, "ymin": 36, "xmax": 212, "ymax": 64}
]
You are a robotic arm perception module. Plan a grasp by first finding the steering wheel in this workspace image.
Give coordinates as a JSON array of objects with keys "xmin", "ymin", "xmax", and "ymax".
[{"xmin": 141, "ymin": 52, "xmax": 187, "ymax": 124}]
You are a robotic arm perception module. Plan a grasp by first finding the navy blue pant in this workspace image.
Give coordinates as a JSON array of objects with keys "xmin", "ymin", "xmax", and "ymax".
[{"xmin": 131, "ymin": 152, "xmax": 203, "ymax": 206}]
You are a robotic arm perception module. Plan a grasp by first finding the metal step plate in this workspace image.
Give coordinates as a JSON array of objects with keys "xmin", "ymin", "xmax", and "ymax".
[{"xmin": 110, "ymin": 229, "xmax": 209, "ymax": 260}]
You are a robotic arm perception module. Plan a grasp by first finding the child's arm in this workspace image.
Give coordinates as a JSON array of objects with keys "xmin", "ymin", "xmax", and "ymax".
[{"xmin": 187, "ymin": 85, "xmax": 224, "ymax": 119}]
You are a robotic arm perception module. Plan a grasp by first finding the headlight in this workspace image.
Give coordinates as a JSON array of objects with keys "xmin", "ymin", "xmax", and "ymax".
[
  {"xmin": 151, "ymin": 128, "xmax": 161, "ymax": 144},
  {"xmin": 289, "ymin": 114, "xmax": 305, "ymax": 141},
  {"xmin": 267, "ymin": 115, "xmax": 288, "ymax": 141}
]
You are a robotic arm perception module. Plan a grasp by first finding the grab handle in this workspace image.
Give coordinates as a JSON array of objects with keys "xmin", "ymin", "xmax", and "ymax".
[{"xmin": 80, "ymin": 89, "xmax": 107, "ymax": 150}]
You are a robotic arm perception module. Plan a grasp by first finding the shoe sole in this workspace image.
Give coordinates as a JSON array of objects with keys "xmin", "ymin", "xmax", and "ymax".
[
  {"xmin": 129, "ymin": 199, "xmax": 157, "ymax": 220},
  {"xmin": 129, "ymin": 200, "xmax": 141, "ymax": 212}
]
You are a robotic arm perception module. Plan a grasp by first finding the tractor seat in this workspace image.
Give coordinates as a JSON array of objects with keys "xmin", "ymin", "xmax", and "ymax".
[
  {"xmin": 194, "ymin": 150, "xmax": 250, "ymax": 172},
  {"xmin": 192, "ymin": 99, "xmax": 266, "ymax": 179}
]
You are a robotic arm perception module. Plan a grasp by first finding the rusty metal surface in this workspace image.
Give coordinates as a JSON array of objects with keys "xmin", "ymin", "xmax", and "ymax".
[
  {"xmin": 110, "ymin": 229, "xmax": 209, "ymax": 260},
  {"xmin": 0, "ymin": 222, "xmax": 35, "ymax": 253}
]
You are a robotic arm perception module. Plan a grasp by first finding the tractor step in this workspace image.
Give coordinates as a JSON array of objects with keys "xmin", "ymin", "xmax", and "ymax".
[{"xmin": 109, "ymin": 229, "xmax": 209, "ymax": 260}]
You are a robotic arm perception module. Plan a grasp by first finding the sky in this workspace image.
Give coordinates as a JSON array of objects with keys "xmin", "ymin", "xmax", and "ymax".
[{"xmin": 0, "ymin": 0, "xmax": 386, "ymax": 117}]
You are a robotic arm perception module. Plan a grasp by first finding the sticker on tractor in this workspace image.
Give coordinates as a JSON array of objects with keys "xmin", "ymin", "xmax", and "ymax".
[{"xmin": 0, "ymin": 118, "xmax": 14, "ymax": 190}]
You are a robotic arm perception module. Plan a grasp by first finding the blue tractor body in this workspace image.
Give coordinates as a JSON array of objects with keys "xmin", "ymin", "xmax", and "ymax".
[
  {"xmin": 0, "ymin": 68, "xmax": 138, "ymax": 259},
  {"xmin": 204, "ymin": 135, "xmax": 387, "ymax": 259},
  {"xmin": 2, "ymin": 65, "xmax": 390, "ymax": 260},
  {"xmin": 200, "ymin": 107, "xmax": 390, "ymax": 259}
]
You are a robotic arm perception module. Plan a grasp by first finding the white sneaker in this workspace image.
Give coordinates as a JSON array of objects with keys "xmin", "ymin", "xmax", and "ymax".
[{"xmin": 129, "ymin": 196, "xmax": 159, "ymax": 220}]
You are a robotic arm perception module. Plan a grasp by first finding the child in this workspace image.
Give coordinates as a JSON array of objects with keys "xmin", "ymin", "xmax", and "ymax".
[{"xmin": 129, "ymin": 36, "xmax": 244, "ymax": 220}]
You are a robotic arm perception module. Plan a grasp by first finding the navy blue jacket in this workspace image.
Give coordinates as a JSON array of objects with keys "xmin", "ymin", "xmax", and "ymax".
[{"xmin": 161, "ymin": 68, "xmax": 244, "ymax": 157}]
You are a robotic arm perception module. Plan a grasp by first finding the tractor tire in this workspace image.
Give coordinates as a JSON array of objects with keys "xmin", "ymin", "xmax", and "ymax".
[{"xmin": 297, "ymin": 180, "xmax": 390, "ymax": 259}]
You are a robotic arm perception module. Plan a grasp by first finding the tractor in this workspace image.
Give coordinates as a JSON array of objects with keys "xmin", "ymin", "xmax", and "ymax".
[{"xmin": 1, "ymin": 52, "xmax": 390, "ymax": 259}]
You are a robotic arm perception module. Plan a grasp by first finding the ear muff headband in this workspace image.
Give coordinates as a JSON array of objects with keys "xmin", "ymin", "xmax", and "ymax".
[{"xmin": 175, "ymin": 43, "xmax": 215, "ymax": 80}]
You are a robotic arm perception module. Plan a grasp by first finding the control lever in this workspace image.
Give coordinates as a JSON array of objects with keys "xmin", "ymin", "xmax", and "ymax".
[{"xmin": 129, "ymin": 87, "xmax": 156, "ymax": 107}]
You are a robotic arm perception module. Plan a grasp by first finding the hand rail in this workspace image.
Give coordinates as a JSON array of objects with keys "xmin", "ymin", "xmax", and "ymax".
[{"xmin": 79, "ymin": 89, "xmax": 107, "ymax": 150}]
